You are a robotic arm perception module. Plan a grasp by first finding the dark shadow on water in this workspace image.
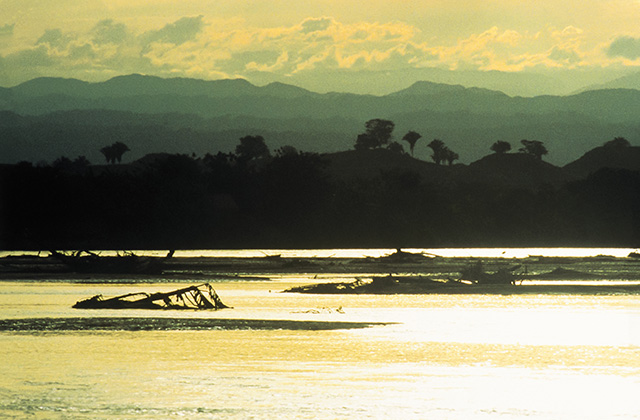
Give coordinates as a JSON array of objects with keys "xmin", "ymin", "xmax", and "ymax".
[{"xmin": 0, "ymin": 317, "xmax": 394, "ymax": 331}]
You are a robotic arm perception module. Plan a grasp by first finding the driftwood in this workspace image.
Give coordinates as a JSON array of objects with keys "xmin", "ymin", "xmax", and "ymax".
[
  {"xmin": 376, "ymin": 248, "xmax": 438, "ymax": 262},
  {"xmin": 285, "ymin": 275, "xmax": 465, "ymax": 294},
  {"xmin": 50, "ymin": 250, "xmax": 174, "ymax": 274},
  {"xmin": 73, "ymin": 283, "xmax": 230, "ymax": 310}
]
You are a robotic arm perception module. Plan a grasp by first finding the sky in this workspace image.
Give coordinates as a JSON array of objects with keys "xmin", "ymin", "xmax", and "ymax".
[{"xmin": 3, "ymin": 0, "xmax": 640, "ymax": 95}]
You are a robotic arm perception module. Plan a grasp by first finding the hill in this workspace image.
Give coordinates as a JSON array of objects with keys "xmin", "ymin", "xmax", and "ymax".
[
  {"xmin": 463, "ymin": 153, "xmax": 567, "ymax": 187},
  {"xmin": 4, "ymin": 75, "xmax": 640, "ymax": 165},
  {"xmin": 564, "ymin": 138, "xmax": 640, "ymax": 178},
  {"xmin": 323, "ymin": 149, "xmax": 447, "ymax": 182}
]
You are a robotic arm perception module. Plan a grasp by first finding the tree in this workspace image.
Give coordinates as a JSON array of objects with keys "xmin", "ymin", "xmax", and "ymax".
[
  {"xmin": 402, "ymin": 131, "xmax": 422, "ymax": 156},
  {"xmin": 52, "ymin": 156, "xmax": 73, "ymax": 170},
  {"xmin": 111, "ymin": 142, "xmax": 130, "ymax": 163},
  {"xmin": 387, "ymin": 141, "xmax": 405, "ymax": 154},
  {"xmin": 236, "ymin": 135, "xmax": 271, "ymax": 161},
  {"xmin": 427, "ymin": 139, "xmax": 446, "ymax": 165},
  {"xmin": 100, "ymin": 141, "xmax": 130, "ymax": 164},
  {"xmin": 365, "ymin": 118, "xmax": 394, "ymax": 147},
  {"xmin": 518, "ymin": 139, "xmax": 548, "ymax": 160},
  {"xmin": 442, "ymin": 147, "xmax": 459, "ymax": 166},
  {"xmin": 354, "ymin": 133, "xmax": 377, "ymax": 150},
  {"xmin": 74, "ymin": 156, "xmax": 91, "ymax": 167},
  {"xmin": 100, "ymin": 146, "xmax": 114, "ymax": 164},
  {"xmin": 354, "ymin": 119, "xmax": 395, "ymax": 150},
  {"xmin": 275, "ymin": 145, "xmax": 298, "ymax": 157},
  {"xmin": 490, "ymin": 140, "xmax": 511, "ymax": 154}
]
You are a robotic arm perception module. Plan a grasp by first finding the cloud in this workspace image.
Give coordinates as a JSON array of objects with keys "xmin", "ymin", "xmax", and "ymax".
[
  {"xmin": 179, "ymin": 17, "xmax": 425, "ymax": 78},
  {"xmin": 142, "ymin": 16, "xmax": 204, "ymax": 46},
  {"xmin": 36, "ymin": 29, "xmax": 75, "ymax": 49},
  {"xmin": 422, "ymin": 25, "xmax": 597, "ymax": 72},
  {"xmin": 551, "ymin": 26, "xmax": 583, "ymax": 42},
  {"xmin": 548, "ymin": 46, "xmax": 581, "ymax": 64},
  {"xmin": 4, "ymin": 45, "xmax": 56, "ymax": 68},
  {"xmin": 92, "ymin": 20, "xmax": 129, "ymax": 45},
  {"xmin": 607, "ymin": 36, "xmax": 640, "ymax": 60},
  {"xmin": 427, "ymin": 27, "xmax": 525, "ymax": 71},
  {"xmin": 0, "ymin": 23, "xmax": 15, "ymax": 37},
  {"xmin": 300, "ymin": 17, "xmax": 333, "ymax": 34},
  {"xmin": 223, "ymin": 50, "xmax": 283, "ymax": 73},
  {"xmin": 246, "ymin": 51, "xmax": 289, "ymax": 72},
  {"xmin": 0, "ymin": 13, "xmax": 632, "ymax": 88},
  {"xmin": 68, "ymin": 43, "xmax": 96, "ymax": 61}
]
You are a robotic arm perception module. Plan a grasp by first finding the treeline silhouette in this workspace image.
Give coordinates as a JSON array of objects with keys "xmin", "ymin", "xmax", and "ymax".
[{"xmin": 2, "ymin": 132, "xmax": 640, "ymax": 250}]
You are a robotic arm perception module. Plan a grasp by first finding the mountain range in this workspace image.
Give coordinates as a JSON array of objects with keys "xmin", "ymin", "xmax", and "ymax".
[{"xmin": 3, "ymin": 74, "xmax": 640, "ymax": 165}]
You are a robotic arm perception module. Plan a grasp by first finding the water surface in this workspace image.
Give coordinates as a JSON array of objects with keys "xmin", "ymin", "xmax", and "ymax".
[{"xmin": 1, "ymin": 249, "xmax": 639, "ymax": 419}]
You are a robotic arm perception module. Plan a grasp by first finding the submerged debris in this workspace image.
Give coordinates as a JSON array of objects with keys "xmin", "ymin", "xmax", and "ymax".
[
  {"xmin": 375, "ymin": 248, "xmax": 438, "ymax": 262},
  {"xmin": 50, "ymin": 249, "xmax": 174, "ymax": 274},
  {"xmin": 284, "ymin": 275, "xmax": 463, "ymax": 294},
  {"xmin": 292, "ymin": 306, "xmax": 345, "ymax": 314},
  {"xmin": 73, "ymin": 283, "xmax": 230, "ymax": 310}
]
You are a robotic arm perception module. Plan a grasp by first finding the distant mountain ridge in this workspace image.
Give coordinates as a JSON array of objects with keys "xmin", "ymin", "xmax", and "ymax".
[
  {"xmin": 3, "ymin": 74, "xmax": 640, "ymax": 165},
  {"xmin": 7, "ymin": 74, "xmax": 314, "ymax": 100},
  {"xmin": 577, "ymin": 71, "xmax": 640, "ymax": 93},
  {"xmin": 8, "ymin": 73, "xmax": 640, "ymax": 119},
  {"xmin": 390, "ymin": 80, "xmax": 509, "ymax": 98}
]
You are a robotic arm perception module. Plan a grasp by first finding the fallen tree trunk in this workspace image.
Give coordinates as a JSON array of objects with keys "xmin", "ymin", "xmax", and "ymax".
[{"xmin": 73, "ymin": 283, "xmax": 231, "ymax": 310}]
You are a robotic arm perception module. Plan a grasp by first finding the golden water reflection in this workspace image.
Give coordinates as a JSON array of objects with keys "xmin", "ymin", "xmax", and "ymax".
[{"xmin": 1, "ymin": 279, "xmax": 639, "ymax": 419}]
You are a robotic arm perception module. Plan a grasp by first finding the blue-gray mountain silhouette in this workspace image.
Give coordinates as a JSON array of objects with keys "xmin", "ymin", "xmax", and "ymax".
[{"xmin": 4, "ymin": 75, "xmax": 640, "ymax": 164}]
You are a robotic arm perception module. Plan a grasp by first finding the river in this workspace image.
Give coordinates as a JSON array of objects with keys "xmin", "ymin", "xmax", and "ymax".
[{"xmin": 0, "ymin": 249, "xmax": 639, "ymax": 419}]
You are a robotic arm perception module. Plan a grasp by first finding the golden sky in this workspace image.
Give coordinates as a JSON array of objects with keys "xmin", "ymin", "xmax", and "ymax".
[{"xmin": 3, "ymin": 0, "xmax": 640, "ymax": 94}]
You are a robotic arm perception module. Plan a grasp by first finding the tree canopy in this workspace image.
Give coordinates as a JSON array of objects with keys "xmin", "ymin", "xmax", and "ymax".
[
  {"xmin": 402, "ymin": 131, "xmax": 422, "ymax": 156},
  {"xmin": 519, "ymin": 140, "xmax": 548, "ymax": 160},
  {"xmin": 427, "ymin": 139, "xmax": 446, "ymax": 165},
  {"xmin": 275, "ymin": 145, "xmax": 299, "ymax": 157},
  {"xmin": 236, "ymin": 135, "xmax": 271, "ymax": 161},
  {"xmin": 490, "ymin": 140, "xmax": 511, "ymax": 154},
  {"xmin": 100, "ymin": 141, "xmax": 130, "ymax": 164},
  {"xmin": 354, "ymin": 119, "xmax": 395, "ymax": 150},
  {"xmin": 442, "ymin": 148, "xmax": 459, "ymax": 166},
  {"xmin": 387, "ymin": 141, "xmax": 405, "ymax": 154},
  {"xmin": 427, "ymin": 139, "xmax": 459, "ymax": 165}
]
